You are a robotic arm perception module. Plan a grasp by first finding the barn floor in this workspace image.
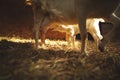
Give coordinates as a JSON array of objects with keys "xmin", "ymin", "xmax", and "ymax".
[{"xmin": 0, "ymin": 38, "xmax": 120, "ymax": 80}]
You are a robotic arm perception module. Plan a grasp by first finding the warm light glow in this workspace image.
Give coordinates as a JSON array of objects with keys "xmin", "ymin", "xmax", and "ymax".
[
  {"xmin": 0, "ymin": 37, "xmax": 81, "ymax": 51},
  {"xmin": 0, "ymin": 37, "xmax": 34, "ymax": 43},
  {"xmin": 0, "ymin": 18, "xmax": 103, "ymax": 51}
]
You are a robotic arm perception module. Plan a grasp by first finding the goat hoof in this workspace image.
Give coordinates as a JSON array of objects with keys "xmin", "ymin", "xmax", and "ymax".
[
  {"xmin": 80, "ymin": 53, "xmax": 87, "ymax": 58},
  {"xmin": 98, "ymin": 41, "xmax": 104, "ymax": 52},
  {"xmin": 78, "ymin": 53, "xmax": 86, "ymax": 62}
]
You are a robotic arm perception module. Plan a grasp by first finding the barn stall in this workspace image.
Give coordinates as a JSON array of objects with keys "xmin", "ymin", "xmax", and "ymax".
[{"xmin": 0, "ymin": 0, "xmax": 120, "ymax": 80}]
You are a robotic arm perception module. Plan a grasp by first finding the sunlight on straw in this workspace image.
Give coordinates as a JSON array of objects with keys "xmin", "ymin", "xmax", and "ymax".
[
  {"xmin": 46, "ymin": 39, "xmax": 68, "ymax": 46},
  {"xmin": 0, "ymin": 37, "xmax": 34, "ymax": 43},
  {"xmin": 0, "ymin": 37, "xmax": 81, "ymax": 51}
]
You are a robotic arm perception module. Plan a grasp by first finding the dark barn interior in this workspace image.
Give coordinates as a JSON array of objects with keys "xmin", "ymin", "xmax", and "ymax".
[
  {"xmin": 0, "ymin": 0, "xmax": 120, "ymax": 80},
  {"xmin": 0, "ymin": 0, "xmax": 120, "ymax": 40},
  {"xmin": 0, "ymin": 0, "xmax": 66, "ymax": 39}
]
